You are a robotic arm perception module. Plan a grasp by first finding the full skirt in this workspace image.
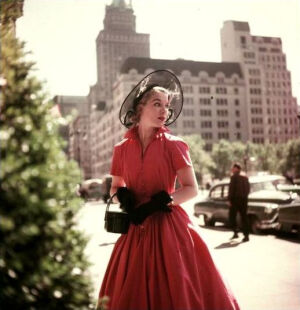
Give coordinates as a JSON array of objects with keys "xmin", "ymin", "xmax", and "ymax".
[{"xmin": 99, "ymin": 205, "xmax": 240, "ymax": 310}]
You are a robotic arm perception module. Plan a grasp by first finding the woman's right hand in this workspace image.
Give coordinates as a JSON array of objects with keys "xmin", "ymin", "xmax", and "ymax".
[{"xmin": 116, "ymin": 187, "xmax": 135, "ymax": 213}]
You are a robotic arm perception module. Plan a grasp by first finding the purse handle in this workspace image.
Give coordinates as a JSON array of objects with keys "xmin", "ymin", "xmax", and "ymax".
[{"xmin": 104, "ymin": 192, "xmax": 117, "ymax": 220}]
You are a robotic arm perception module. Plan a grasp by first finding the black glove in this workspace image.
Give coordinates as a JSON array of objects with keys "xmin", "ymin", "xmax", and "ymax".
[
  {"xmin": 131, "ymin": 191, "xmax": 173, "ymax": 225},
  {"xmin": 116, "ymin": 187, "xmax": 135, "ymax": 214}
]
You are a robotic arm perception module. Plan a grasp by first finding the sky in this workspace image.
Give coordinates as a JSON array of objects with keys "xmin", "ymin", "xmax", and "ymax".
[{"xmin": 17, "ymin": 0, "xmax": 300, "ymax": 102}]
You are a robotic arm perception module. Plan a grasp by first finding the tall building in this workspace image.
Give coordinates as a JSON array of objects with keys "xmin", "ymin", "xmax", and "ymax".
[
  {"xmin": 90, "ymin": 0, "xmax": 150, "ymax": 102},
  {"xmin": 53, "ymin": 95, "xmax": 91, "ymax": 178},
  {"xmin": 88, "ymin": 0, "xmax": 150, "ymax": 177},
  {"xmin": 221, "ymin": 21, "xmax": 299, "ymax": 143}
]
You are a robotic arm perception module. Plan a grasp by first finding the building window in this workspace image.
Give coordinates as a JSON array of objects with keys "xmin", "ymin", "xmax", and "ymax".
[
  {"xmin": 240, "ymin": 36, "xmax": 246, "ymax": 45},
  {"xmin": 250, "ymin": 88, "xmax": 262, "ymax": 95},
  {"xmin": 251, "ymin": 118, "xmax": 263, "ymax": 124},
  {"xmin": 199, "ymin": 98, "xmax": 211, "ymax": 105},
  {"xmin": 216, "ymin": 87, "xmax": 227, "ymax": 94},
  {"xmin": 201, "ymin": 132, "xmax": 213, "ymax": 140},
  {"xmin": 217, "ymin": 121, "xmax": 229, "ymax": 128},
  {"xmin": 216, "ymin": 98, "xmax": 228, "ymax": 105},
  {"xmin": 183, "ymin": 120, "xmax": 195, "ymax": 128},
  {"xmin": 217, "ymin": 110, "xmax": 228, "ymax": 117},
  {"xmin": 218, "ymin": 132, "xmax": 229, "ymax": 139},
  {"xmin": 200, "ymin": 109, "xmax": 212, "ymax": 116},
  {"xmin": 236, "ymin": 121, "xmax": 241, "ymax": 128},
  {"xmin": 199, "ymin": 87, "xmax": 210, "ymax": 93},
  {"xmin": 183, "ymin": 85, "xmax": 193, "ymax": 93},
  {"xmin": 185, "ymin": 97, "xmax": 194, "ymax": 105},
  {"xmin": 183, "ymin": 109, "xmax": 194, "ymax": 116},
  {"xmin": 201, "ymin": 121, "xmax": 212, "ymax": 128}
]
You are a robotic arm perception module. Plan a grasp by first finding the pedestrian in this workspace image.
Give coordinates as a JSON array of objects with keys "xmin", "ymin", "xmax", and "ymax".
[
  {"xmin": 228, "ymin": 162, "xmax": 250, "ymax": 242},
  {"xmin": 99, "ymin": 70, "xmax": 240, "ymax": 310}
]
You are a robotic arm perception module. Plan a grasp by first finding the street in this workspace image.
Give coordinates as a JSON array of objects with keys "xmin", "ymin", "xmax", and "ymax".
[{"xmin": 76, "ymin": 194, "xmax": 300, "ymax": 310}]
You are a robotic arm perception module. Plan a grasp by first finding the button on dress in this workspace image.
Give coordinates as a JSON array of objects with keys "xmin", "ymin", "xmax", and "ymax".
[{"xmin": 99, "ymin": 126, "xmax": 240, "ymax": 310}]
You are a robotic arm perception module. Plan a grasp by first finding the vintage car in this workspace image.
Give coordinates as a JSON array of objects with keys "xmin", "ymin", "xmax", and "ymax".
[
  {"xmin": 77, "ymin": 179, "xmax": 103, "ymax": 201},
  {"xmin": 194, "ymin": 175, "xmax": 295, "ymax": 234},
  {"xmin": 268, "ymin": 175, "xmax": 300, "ymax": 196},
  {"xmin": 277, "ymin": 201, "xmax": 300, "ymax": 234}
]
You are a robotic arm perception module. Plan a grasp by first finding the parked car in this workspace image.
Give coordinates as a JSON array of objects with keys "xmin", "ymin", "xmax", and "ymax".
[
  {"xmin": 194, "ymin": 175, "xmax": 295, "ymax": 234},
  {"xmin": 277, "ymin": 200, "xmax": 300, "ymax": 234},
  {"xmin": 267, "ymin": 175, "xmax": 300, "ymax": 196},
  {"xmin": 77, "ymin": 179, "xmax": 103, "ymax": 201}
]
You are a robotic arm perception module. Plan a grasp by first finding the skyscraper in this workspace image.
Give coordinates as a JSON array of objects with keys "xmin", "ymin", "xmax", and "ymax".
[
  {"xmin": 91, "ymin": 0, "xmax": 150, "ymax": 101},
  {"xmin": 88, "ymin": 0, "xmax": 150, "ymax": 176},
  {"xmin": 221, "ymin": 21, "xmax": 298, "ymax": 143}
]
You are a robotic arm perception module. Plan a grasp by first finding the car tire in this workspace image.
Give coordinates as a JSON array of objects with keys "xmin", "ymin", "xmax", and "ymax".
[
  {"xmin": 203, "ymin": 215, "xmax": 215, "ymax": 227},
  {"xmin": 249, "ymin": 216, "xmax": 261, "ymax": 234}
]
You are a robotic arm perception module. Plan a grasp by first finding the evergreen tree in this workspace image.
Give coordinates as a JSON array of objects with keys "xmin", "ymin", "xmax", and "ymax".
[{"xmin": 0, "ymin": 1, "xmax": 94, "ymax": 309}]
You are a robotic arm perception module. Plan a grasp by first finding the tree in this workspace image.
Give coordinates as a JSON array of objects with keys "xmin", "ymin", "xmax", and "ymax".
[
  {"xmin": 252, "ymin": 143, "xmax": 280, "ymax": 174},
  {"xmin": 210, "ymin": 140, "xmax": 235, "ymax": 179},
  {"xmin": 279, "ymin": 138, "xmax": 300, "ymax": 179},
  {"xmin": 0, "ymin": 2, "xmax": 94, "ymax": 309},
  {"xmin": 182, "ymin": 135, "xmax": 215, "ymax": 184}
]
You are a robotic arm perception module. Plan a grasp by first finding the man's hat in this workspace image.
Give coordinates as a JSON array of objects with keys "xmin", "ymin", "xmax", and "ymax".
[{"xmin": 119, "ymin": 69, "xmax": 183, "ymax": 128}]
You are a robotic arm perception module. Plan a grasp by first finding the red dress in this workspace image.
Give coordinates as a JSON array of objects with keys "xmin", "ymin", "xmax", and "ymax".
[{"xmin": 99, "ymin": 126, "xmax": 240, "ymax": 310}]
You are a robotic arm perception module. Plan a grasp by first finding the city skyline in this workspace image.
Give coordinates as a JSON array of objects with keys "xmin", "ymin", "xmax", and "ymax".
[{"xmin": 17, "ymin": 0, "xmax": 300, "ymax": 103}]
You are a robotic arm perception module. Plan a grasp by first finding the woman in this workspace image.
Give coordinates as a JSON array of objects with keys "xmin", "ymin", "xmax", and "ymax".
[{"xmin": 99, "ymin": 70, "xmax": 240, "ymax": 310}]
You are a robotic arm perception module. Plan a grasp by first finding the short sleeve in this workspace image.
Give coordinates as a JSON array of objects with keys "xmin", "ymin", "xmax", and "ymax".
[
  {"xmin": 170, "ymin": 140, "xmax": 192, "ymax": 171},
  {"xmin": 110, "ymin": 145, "xmax": 123, "ymax": 176}
]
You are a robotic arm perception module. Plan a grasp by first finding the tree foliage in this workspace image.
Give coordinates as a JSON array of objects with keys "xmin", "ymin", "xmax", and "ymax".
[
  {"xmin": 0, "ymin": 2, "xmax": 94, "ymax": 309},
  {"xmin": 182, "ymin": 135, "xmax": 215, "ymax": 183},
  {"xmin": 279, "ymin": 138, "xmax": 300, "ymax": 178},
  {"xmin": 186, "ymin": 136, "xmax": 300, "ymax": 181},
  {"xmin": 210, "ymin": 140, "xmax": 236, "ymax": 179}
]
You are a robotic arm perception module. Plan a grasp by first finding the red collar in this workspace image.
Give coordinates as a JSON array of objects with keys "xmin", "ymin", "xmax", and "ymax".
[{"xmin": 124, "ymin": 126, "xmax": 170, "ymax": 140}]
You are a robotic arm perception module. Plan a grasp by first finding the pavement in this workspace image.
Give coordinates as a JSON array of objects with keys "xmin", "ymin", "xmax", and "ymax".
[{"xmin": 77, "ymin": 193, "xmax": 300, "ymax": 310}]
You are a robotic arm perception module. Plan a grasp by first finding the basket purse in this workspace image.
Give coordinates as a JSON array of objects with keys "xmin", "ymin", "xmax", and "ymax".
[{"xmin": 104, "ymin": 193, "xmax": 130, "ymax": 234}]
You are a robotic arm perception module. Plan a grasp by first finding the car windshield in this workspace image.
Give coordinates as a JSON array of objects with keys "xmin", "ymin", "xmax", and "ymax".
[{"xmin": 251, "ymin": 181, "xmax": 276, "ymax": 192}]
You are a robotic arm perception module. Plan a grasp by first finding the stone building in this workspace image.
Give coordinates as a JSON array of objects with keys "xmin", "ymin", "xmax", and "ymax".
[
  {"xmin": 221, "ymin": 21, "xmax": 299, "ymax": 143},
  {"xmin": 53, "ymin": 95, "xmax": 92, "ymax": 179}
]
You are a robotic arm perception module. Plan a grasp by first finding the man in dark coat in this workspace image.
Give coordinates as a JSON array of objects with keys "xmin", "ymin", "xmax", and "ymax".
[{"xmin": 228, "ymin": 162, "xmax": 250, "ymax": 242}]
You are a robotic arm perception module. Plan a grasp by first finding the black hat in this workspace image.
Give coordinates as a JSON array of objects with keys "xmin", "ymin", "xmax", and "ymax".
[{"xmin": 119, "ymin": 69, "xmax": 183, "ymax": 128}]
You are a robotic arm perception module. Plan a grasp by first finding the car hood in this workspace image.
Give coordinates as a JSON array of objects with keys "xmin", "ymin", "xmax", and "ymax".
[{"xmin": 249, "ymin": 190, "xmax": 293, "ymax": 204}]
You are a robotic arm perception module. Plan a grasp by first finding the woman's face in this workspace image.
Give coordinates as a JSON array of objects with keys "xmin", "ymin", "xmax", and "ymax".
[{"xmin": 139, "ymin": 91, "xmax": 170, "ymax": 127}]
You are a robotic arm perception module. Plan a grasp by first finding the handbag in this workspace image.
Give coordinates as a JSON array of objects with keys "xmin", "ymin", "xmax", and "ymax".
[{"xmin": 104, "ymin": 193, "xmax": 130, "ymax": 234}]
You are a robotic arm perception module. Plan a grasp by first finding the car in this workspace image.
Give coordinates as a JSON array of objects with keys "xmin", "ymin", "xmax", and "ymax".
[
  {"xmin": 194, "ymin": 175, "xmax": 295, "ymax": 234},
  {"xmin": 277, "ymin": 200, "xmax": 300, "ymax": 234},
  {"xmin": 269, "ymin": 175, "xmax": 300, "ymax": 196},
  {"xmin": 77, "ymin": 179, "xmax": 103, "ymax": 201}
]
